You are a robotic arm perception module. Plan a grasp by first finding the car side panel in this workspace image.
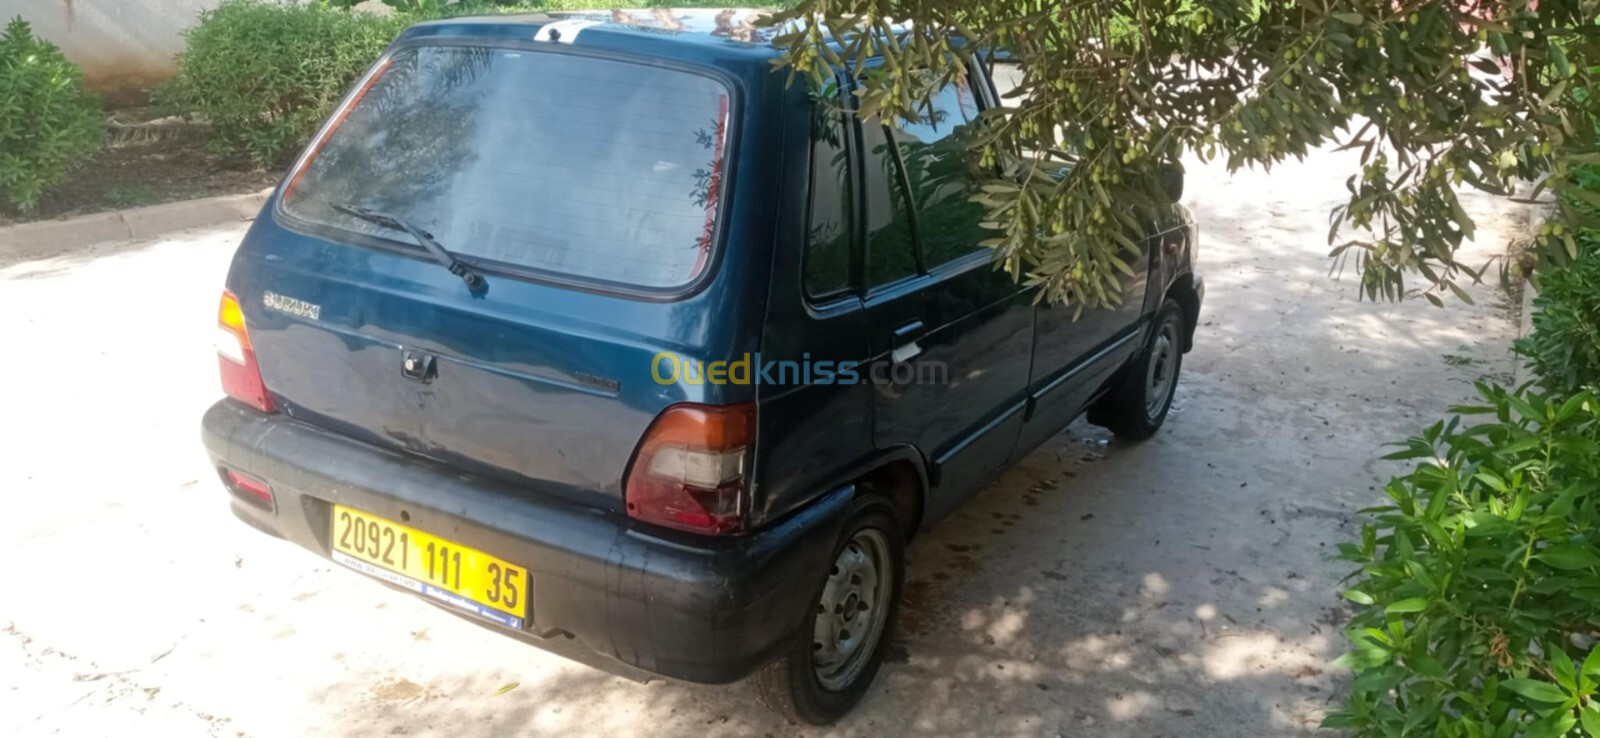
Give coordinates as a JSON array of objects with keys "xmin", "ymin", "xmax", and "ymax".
[
  {"xmin": 1014, "ymin": 229, "xmax": 1152, "ymax": 454},
  {"xmin": 864, "ymin": 257, "xmax": 1032, "ymax": 522},
  {"xmin": 751, "ymin": 82, "xmax": 874, "ymax": 527}
]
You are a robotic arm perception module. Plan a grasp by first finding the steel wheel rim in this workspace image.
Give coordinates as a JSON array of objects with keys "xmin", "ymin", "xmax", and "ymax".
[
  {"xmin": 812, "ymin": 528, "xmax": 893, "ymax": 691},
  {"xmin": 1144, "ymin": 319, "xmax": 1179, "ymax": 419}
]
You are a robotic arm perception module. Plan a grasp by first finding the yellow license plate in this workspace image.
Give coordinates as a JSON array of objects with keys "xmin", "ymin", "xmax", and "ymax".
[{"xmin": 330, "ymin": 505, "xmax": 527, "ymax": 628}]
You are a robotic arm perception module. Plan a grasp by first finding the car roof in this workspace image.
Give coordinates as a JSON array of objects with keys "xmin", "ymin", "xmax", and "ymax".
[
  {"xmin": 404, "ymin": 8, "xmax": 860, "ymax": 59},
  {"xmin": 398, "ymin": 7, "xmax": 896, "ymax": 60}
]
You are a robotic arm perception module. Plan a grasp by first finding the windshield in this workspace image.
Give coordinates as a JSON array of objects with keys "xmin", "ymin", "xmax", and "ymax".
[{"xmin": 282, "ymin": 45, "xmax": 732, "ymax": 290}]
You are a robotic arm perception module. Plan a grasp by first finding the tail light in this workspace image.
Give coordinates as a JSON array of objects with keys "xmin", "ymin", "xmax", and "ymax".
[
  {"xmin": 217, "ymin": 291, "xmax": 276, "ymax": 413},
  {"xmin": 624, "ymin": 402, "xmax": 755, "ymax": 535},
  {"xmin": 223, "ymin": 468, "xmax": 274, "ymax": 511}
]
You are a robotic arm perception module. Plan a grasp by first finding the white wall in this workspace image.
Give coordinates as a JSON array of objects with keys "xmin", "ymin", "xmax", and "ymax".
[{"xmin": 1, "ymin": 0, "xmax": 224, "ymax": 103}]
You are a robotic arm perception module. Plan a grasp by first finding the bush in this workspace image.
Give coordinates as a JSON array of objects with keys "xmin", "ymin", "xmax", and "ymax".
[
  {"xmin": 1325, "ymin": 382, "xmax": 1600, "ymax": 737},
  {"xmin": 1516, "ymin": 156, "xmax": 1600, "ymax": 398},
  {"xmin": 0, "ymin": 17, "xmax": 102, "ymax": 212},
  {"xmin": 160, "ymin": 1, "xmax": 411, "ymax": 166},
  {"xmin": 1517, "ymin": 244, "xmax": 1600, "ymax": 398}
]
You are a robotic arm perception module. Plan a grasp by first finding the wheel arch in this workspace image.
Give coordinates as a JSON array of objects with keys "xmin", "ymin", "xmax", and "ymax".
[
  {"xmin": 1163, "ymin": 273, "xmax": 1201, "ymax": 352},
  {"xmin": 850, "ymin": 445, "xmax": 929, "ymax": 541}
]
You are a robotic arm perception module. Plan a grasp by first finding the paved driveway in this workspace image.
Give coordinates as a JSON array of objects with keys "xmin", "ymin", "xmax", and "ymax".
[{"xmin": 0, "ymin": 148, "xmax": 1529, "ymax": 737}]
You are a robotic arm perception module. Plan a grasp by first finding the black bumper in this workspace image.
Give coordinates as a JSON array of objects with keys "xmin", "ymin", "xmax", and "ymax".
[{"xmin": 201, "ymin": 399, "xmax": 850, "ymax": 684}]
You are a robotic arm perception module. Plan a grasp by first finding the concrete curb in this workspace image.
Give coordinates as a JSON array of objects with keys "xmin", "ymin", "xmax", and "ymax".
[{"xmin": 0, "ymin": 188, "xmax": 272, "ymax": 263}]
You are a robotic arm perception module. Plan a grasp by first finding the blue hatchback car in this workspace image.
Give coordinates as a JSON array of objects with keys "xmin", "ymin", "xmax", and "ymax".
[{"xmin": 201, "ymin": 8, "xmax": 1203, "ymax": 724}]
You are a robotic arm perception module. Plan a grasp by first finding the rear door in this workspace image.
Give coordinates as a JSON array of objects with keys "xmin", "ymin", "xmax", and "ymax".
[
  {"xmin": 983, "ymin": 57, "xmax": 1154, "ymax": 453},
  {"xmin": 856, "ymin": 74, "xmax": 1033, "ymax": 520}
]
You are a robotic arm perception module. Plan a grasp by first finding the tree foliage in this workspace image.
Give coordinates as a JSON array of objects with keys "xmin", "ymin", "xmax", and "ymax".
[{"xmin": 767, "ymin": 0, "xmax": 1600, "ymax": 309}]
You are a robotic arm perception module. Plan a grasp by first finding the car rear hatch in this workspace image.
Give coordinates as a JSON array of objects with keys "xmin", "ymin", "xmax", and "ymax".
[{"xmin": 226, "ymin": 36, "xmax": 774, "ymax": 511}]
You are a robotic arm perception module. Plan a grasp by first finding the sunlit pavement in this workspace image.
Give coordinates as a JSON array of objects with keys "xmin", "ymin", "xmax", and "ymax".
[{"xmin": 0, "ymin": 149, "xmax": 1530, "ymax": 737}]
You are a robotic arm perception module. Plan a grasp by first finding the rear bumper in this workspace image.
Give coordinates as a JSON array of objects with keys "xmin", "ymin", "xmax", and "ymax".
[{"xmin": 200, "ymin": 399, "xmax": 849, "ymax": 684}]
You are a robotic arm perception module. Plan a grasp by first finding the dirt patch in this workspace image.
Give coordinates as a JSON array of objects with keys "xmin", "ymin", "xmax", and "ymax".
[
  {"xmin": 898, "ymin": 579, "xmax": 935, "ymax": 637},
  {"xmin": 80, "ymin": 60, "xmax": 180, "ymax": 109},
  {"xmin": 1, "ymin": 123, "xmax": 278, "ymax": 226},
  {"xmin": 369, "ymin": 677, "xmax": 427, "ymax": 703}
]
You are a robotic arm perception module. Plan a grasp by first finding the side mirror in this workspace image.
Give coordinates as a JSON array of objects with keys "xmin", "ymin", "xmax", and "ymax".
[{"xmin": 1160, "ymin": 162, "xmax": 1184, "ymax": 202}]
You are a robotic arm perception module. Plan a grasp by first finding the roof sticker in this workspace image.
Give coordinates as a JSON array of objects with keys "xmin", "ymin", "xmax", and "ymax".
[{"xmin": 534, "ymin": 19, "xmax": 601, "ymax": 43}]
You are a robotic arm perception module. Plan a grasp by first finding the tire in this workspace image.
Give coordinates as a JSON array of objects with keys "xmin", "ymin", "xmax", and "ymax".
[
  {"xmin": 755, "ymin": 495, "xmax": 905, "ymax": 725},
  {"xmin": 1089, "ymin": 298, "xmax": 1185, "ymax": 440}
]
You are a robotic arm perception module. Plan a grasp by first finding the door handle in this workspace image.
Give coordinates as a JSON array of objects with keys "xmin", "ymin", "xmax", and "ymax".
[
  {"xmin": 892, "ymin": 320, "xmax": 925, "ymax": 341},
  {"xmin": 891, "ymin": 320, "xmax": 925, "ymax": 364}
]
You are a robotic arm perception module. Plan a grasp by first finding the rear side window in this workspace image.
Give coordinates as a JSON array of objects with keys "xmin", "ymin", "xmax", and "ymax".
[
  {"xmin": 861, "ymin": 121, "xmax": 920, "ymax": 288},
  {"xmin": 803, "ymin": 109, "xmax": 852, "ymax": 298},
  {"xmin": 282, "ymin": 46, "xmax": 732, "ymax": 290},
  {"xmin": 890, "ymin": 78, "xmax": 985, "ymax": 268}
]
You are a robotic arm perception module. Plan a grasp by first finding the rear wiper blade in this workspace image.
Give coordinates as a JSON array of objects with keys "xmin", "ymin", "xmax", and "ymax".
[{"xmin": 334, "ymin": 204, "xmax": 486, "ymax": 293}]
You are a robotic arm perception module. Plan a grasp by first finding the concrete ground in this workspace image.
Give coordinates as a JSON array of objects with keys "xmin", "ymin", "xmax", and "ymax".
[{"xmin": 0, "ymin": 147, "xmax": 1529, "ymax": 737}]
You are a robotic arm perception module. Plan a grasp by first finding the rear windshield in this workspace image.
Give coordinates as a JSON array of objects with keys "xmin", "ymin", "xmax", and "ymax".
[{"xmin": 281, "ymin": 45, "xmax": 732, "ymax": 290}]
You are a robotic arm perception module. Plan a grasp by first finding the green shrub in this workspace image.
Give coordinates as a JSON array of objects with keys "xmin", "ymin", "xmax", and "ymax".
[
  {"xmin": 1516, "ymin": 154, "xmax": 1600, "ymax": 398},
  {"xmin": 160, "ymin": 1, "xmax": 411, "ymax": 166},
  {"xmin": 1517, "ymin": 243, "xmax": 1600, "ymax": 398},
  {"xmin": 0, "ymin": 17, "xmax": 102, "ymax": 212},
  {"xmin": 1325, "ymin": 382, "xmax": 1600, "ymax": 737}
]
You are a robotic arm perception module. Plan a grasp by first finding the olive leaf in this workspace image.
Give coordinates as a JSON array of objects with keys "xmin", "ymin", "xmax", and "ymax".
[{"xmin": 767, "ymin": 0, "xmax": 1600, "ymax": 309}]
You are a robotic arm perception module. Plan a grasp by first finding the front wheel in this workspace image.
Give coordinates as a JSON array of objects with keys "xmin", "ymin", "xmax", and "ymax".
[
  {"xmin": 755, "ymin": 495, "xmax": 904, "ymax": 725},
  {"xmin": 1089, "ymin": 298, "xmax": 1185, "ymax": 440}
]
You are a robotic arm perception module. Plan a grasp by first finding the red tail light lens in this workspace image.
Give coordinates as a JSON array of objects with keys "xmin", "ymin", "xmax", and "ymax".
[
  {"xmin": 225, "ymin": 468, "xmax": 274, "ymax": 510},
  {"xmin": 217, "ymin": 291, "xmax": 276, "ymax": 413},
  {"xmin": 624, "ymin": 402, "xmax": 755, "ymax": 535}
]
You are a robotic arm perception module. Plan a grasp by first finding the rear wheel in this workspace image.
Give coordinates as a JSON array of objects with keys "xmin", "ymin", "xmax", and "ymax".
[
  {"xmin": 755, "ymin": 496, "xmax": 904, "ymax": 725},
  {"xmin": 1089, "ymin": 298, "xmax": 1185, "ymax": 440}
]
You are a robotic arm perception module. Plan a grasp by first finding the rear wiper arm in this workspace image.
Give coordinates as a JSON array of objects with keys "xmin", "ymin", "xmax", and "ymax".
[{"xmin": 334, "ymin": 204, "xmax": 486, "ymax": 293}]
